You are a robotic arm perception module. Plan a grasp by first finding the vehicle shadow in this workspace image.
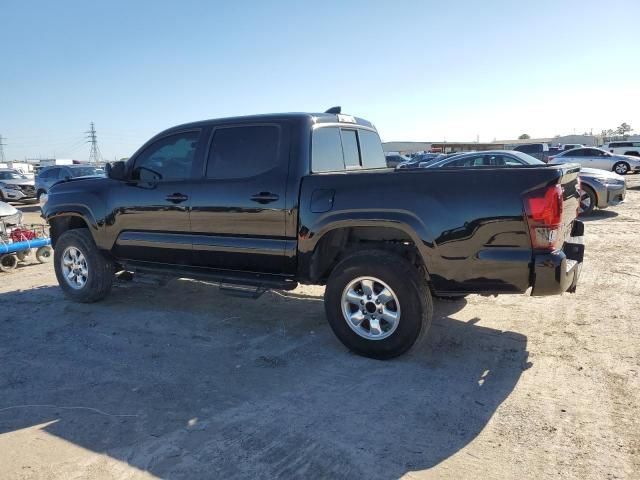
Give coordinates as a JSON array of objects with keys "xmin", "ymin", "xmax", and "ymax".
[
  {"xmin": 0, "ymin": 280, "xmax": 527, "ymax": 479},
  {"xmin": 580, "ymin": 209, "xmax": 619, "ymax": 222}
]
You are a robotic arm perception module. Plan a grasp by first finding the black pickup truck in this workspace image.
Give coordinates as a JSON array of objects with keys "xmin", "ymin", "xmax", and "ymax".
[{"xmin": 42, "ymin": 110, "xmax": 585, "ymax": 359}]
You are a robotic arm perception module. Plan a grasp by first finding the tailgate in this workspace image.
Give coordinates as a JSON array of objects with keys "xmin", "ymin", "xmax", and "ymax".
[{"xmin": 558, "ymin": 163, "xmax": 581, "ymax": 239}]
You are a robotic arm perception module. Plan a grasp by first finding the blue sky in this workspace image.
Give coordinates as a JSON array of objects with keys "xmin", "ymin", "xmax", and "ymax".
[{"xmin": 2, "ymin": 0, "xmax": 639, "ymax": 161}]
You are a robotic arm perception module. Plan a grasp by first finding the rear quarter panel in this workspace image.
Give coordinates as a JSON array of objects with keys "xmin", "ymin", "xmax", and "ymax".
[{"xmin": 299, "ymin": 166, "xmax": 568, "ymax": 294}]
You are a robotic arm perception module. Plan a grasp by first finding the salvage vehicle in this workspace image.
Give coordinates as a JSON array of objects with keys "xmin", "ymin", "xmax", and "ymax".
[
  {"xmin": 576, "ymin": 168, "xmax": 626, "ymax": 215},
  {"xmin": 36, "ymin": 165, "xmax": 105, "ymax": 200},
  {"xmin": 0, "ymin": 201, "xmax": 23, "ymax": 226},
  {"xmin": 0, "ymin": 169, "xmax": 36, "ymax": 203},
  {"xmin": 603, "ymin": 141, "xmax": 640, "ymax": 157},
  {"xmin": 549, "ymin": 147, "xmax": 640, "ymax": 175},
  {"xmin": 42, "ymin": 109, "xmax": 585, "ymax": 359}
]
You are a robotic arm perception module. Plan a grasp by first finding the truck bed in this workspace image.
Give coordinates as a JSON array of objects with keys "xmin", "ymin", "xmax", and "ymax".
[{"xmin": 298, "ymin": 164, "xmax": 582, "ymax": 295}]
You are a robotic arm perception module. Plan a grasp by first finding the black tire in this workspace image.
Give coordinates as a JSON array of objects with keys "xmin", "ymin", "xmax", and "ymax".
[
  {"xmin": 613, "ymin": 161, "xmax": 630, "ymax": 175},
  {"xmin": 578, "ymin": 185, "xmax": 596, "ymax": 216},
  {"xmin": 53, "ymin": 228, "xmax": 114, "ymax": 303},
  {"xmin": 0, "ymin": 254, "xmax": 18, "ymax": 272},
  {"xmin": 324, "ymin": 249, "xmax": 433, "ymax": 360},
  {"xmin": 36, "ymin": 246, "xmax": 53, "ymax": 263}
]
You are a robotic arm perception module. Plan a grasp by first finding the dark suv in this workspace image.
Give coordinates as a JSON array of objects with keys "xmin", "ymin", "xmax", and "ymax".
[{"xmin": 36, "ymin": 165, "xmax": 105, "ymax": 199}]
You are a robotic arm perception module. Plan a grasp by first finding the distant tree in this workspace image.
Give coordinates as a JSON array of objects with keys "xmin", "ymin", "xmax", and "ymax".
[
  {"xmin": 518, "ymin": 133, "xmax": 530, "ymax": 140},
  {"xmin": 616, "ymin": 122, "xmax": 633, "ymax": 138}
]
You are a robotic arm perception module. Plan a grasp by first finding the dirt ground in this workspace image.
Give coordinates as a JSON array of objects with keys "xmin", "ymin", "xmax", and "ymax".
[{"xmin": 1, "ymin": 177, "xmax": 639, "ymax": 480}]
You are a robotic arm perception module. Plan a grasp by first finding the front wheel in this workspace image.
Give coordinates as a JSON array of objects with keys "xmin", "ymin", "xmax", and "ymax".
[
  {"xmin": 324, "ymin": 250, "xmax": 432, "ymax": 360},
  {"xmin": 53, "ymin": 228, "xmax": 114, "ymax": 303},
  {"xmin": 613, "ymin": 161, "xmax": 630, "ymax": 175},
  {"xmin": 578, "ymin": 186, "xmax": 596, "ymax": 216}
]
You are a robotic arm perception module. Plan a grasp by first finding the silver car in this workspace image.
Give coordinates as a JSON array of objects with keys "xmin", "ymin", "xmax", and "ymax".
[
  {"xmin": 0, "ymin": 169, "xmax": 36, "ymax": 203},
  {"xmin": 549, "ymin": 147, "xmax": 640, "ymax": 175},
  {"xmin": 577, "ymin": 168, "xmax": 626, "ymax": 215},
  {"xmin": 423, "ymin": 150, "xmax": 625, "ymax": 216}
]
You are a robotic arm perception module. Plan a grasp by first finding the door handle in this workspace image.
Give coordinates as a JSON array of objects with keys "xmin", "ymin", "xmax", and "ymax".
[
  {"xmin": 166, "ymin": 193, "xmax": 189, "ymax": 204},
  {"xmin": 251, "ymin": 192, "xmax": 279, "ymax": 204}
]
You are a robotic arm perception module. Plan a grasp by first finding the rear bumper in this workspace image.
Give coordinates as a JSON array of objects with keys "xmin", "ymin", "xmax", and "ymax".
[{"xmin": 531, "ymin": 220, "xmax": 584, "ymax": 296}]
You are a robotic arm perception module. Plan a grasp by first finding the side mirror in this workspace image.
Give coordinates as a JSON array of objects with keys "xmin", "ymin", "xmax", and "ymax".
[
  {"xmin": 106, "ymin": 161, "xmax": 126, "ymax": 180},
  {"xmin": 64, "ymin": 175, "xmax": 71, "ymax": 181}
]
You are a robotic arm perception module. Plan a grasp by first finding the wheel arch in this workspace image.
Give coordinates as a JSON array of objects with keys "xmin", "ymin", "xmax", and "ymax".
[
  {"xmin": 48, "ymin": 212, "xmax": 95, "ymax": 249},
  {"xmin": 298, "ymin": 223, "xmax": 432, "ymax": 284}
]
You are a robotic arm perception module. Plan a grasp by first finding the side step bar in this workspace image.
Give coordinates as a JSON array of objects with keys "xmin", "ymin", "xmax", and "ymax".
[{"xmin": 118, "ymin": 261, "xmax": 299, "ymax": 293}]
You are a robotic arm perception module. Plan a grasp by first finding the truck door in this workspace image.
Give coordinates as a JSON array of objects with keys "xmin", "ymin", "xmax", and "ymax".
[
  {"xmin": 189, "ymin": 123, "xmax": 293, "ymax": 274},
  {"xmin": 110, "ymin": 130, "xmax": 203, "ymax": 265}
]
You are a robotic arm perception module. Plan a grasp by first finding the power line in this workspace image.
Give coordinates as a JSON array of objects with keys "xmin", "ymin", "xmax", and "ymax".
[
  {"xmin": 86, "ymin": 122, "xmax": 102, "ymax": 164},
  {"xmin": 0, "ymin": 134, "xmax": 6, "ymax": 163}
]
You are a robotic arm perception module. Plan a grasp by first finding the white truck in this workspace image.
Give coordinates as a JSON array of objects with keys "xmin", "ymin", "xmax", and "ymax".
[{"xmin": 604, "ymin": 141, "xmax": 640, "ymax": 157}]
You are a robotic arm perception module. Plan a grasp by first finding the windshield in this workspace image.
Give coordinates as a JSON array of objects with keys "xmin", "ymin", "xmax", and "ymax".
[
  {"xmin": 71, "ymin": 167, "xmax": 104, "ymax": 177},
  {"xmin": 0, "ymin": 171, "xmax": 28, "ymax": 180}
]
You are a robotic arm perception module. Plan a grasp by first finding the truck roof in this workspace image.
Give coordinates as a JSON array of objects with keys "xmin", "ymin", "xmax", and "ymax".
[{"xmin": 160, "ymin": 112, "xmax": 376, "ymax": 135}]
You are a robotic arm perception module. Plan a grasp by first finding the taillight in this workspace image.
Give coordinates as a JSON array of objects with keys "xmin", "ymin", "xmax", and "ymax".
[{"xmin": 523, "ymin": 184, "xmax": 564, "ymax": 251}]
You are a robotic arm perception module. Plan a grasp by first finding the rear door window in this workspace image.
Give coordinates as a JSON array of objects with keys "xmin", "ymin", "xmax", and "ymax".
[
  {"xmin": 206, "ymin": 125, "xmax": 280, "ymax": 179},
  {"xmin": 312, "ymin": 127, "xmax": 344, "ymax": 172}
]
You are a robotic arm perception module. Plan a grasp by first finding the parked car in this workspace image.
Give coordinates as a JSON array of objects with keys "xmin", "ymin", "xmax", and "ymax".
[
  {"xmin": 42, "ymin": 110, "xmax": 584, "ymax": 359},
  {"xmin": 0, "ymin": 201, "xmax": 23, "ymax": 227},
  {"xmin": 396, "ymin": 153, "xmax": 444, "ymax": 169},
  {"xmin": 36, "ymin": 165, "xmax": 105, "ymax": 200},
  {"xmin": 384, "ymin": 153, "xmax": 411, "ymax": 168},
  {"xmin": 603, "ymin": 141, "xmax": 640, "ymax": 157},
  {"xmin": 577, "ymin": 168, "xmax": 626, "ymax": 215},
  {"xmin": 424, "ymin": 150, "xmax": 543, "ymax": 168},
  {"xmin": 513, "ymin": 143, "xmax": 549, "ymax": 162},
  {"xmin": 0, "ymin": 169, "xmax": 36, "ymax": 203},
  {"xmin": 423, "ymin": 150, "xmax": 624, "ymax": 216},
  {"xmin": 560, "ymin": 144, "xmax": 584, "ymax": 151},
  {"xmin": 549, "ymin": 147, "xmax": 640, "ymax": 175},
  {"xmin": 549, "ymin": 147, "xmax": 561, "ymax": 156}
]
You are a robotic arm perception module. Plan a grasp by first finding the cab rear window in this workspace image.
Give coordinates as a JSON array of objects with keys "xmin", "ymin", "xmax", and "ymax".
[{"xmin": 311, "ymin": 127, "xmax": 386, "ymax": 172}]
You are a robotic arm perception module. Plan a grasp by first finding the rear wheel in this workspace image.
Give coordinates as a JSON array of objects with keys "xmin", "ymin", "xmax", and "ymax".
[
  {"xmin": 53, "ymin": 228, "xmax": 114, "ymax": 303},
  {"xmin": 613, "ymin": 161, "xmax": 630, "ymax": 175},
  {"xmin": 578, "ymin": 185, "xmax": 596, "ymax": 216},
  {"xmin": 324, "ymin": 250, "xmax": 432, "ymax": 360}
]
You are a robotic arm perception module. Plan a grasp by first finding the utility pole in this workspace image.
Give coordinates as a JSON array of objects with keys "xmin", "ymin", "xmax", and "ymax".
[
  {"xmin": 86, "ymin": 122, "xmax": 101, "ymax": 164},
  {"xmin": 0, "ymin": 134, "xmax": 6, "ymax": 163}
]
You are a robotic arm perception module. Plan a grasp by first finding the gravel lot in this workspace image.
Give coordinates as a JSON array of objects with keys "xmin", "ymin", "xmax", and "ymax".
[{"xmin": 1, "ymin": 177, "xmax": 639, "ymax": 479}]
